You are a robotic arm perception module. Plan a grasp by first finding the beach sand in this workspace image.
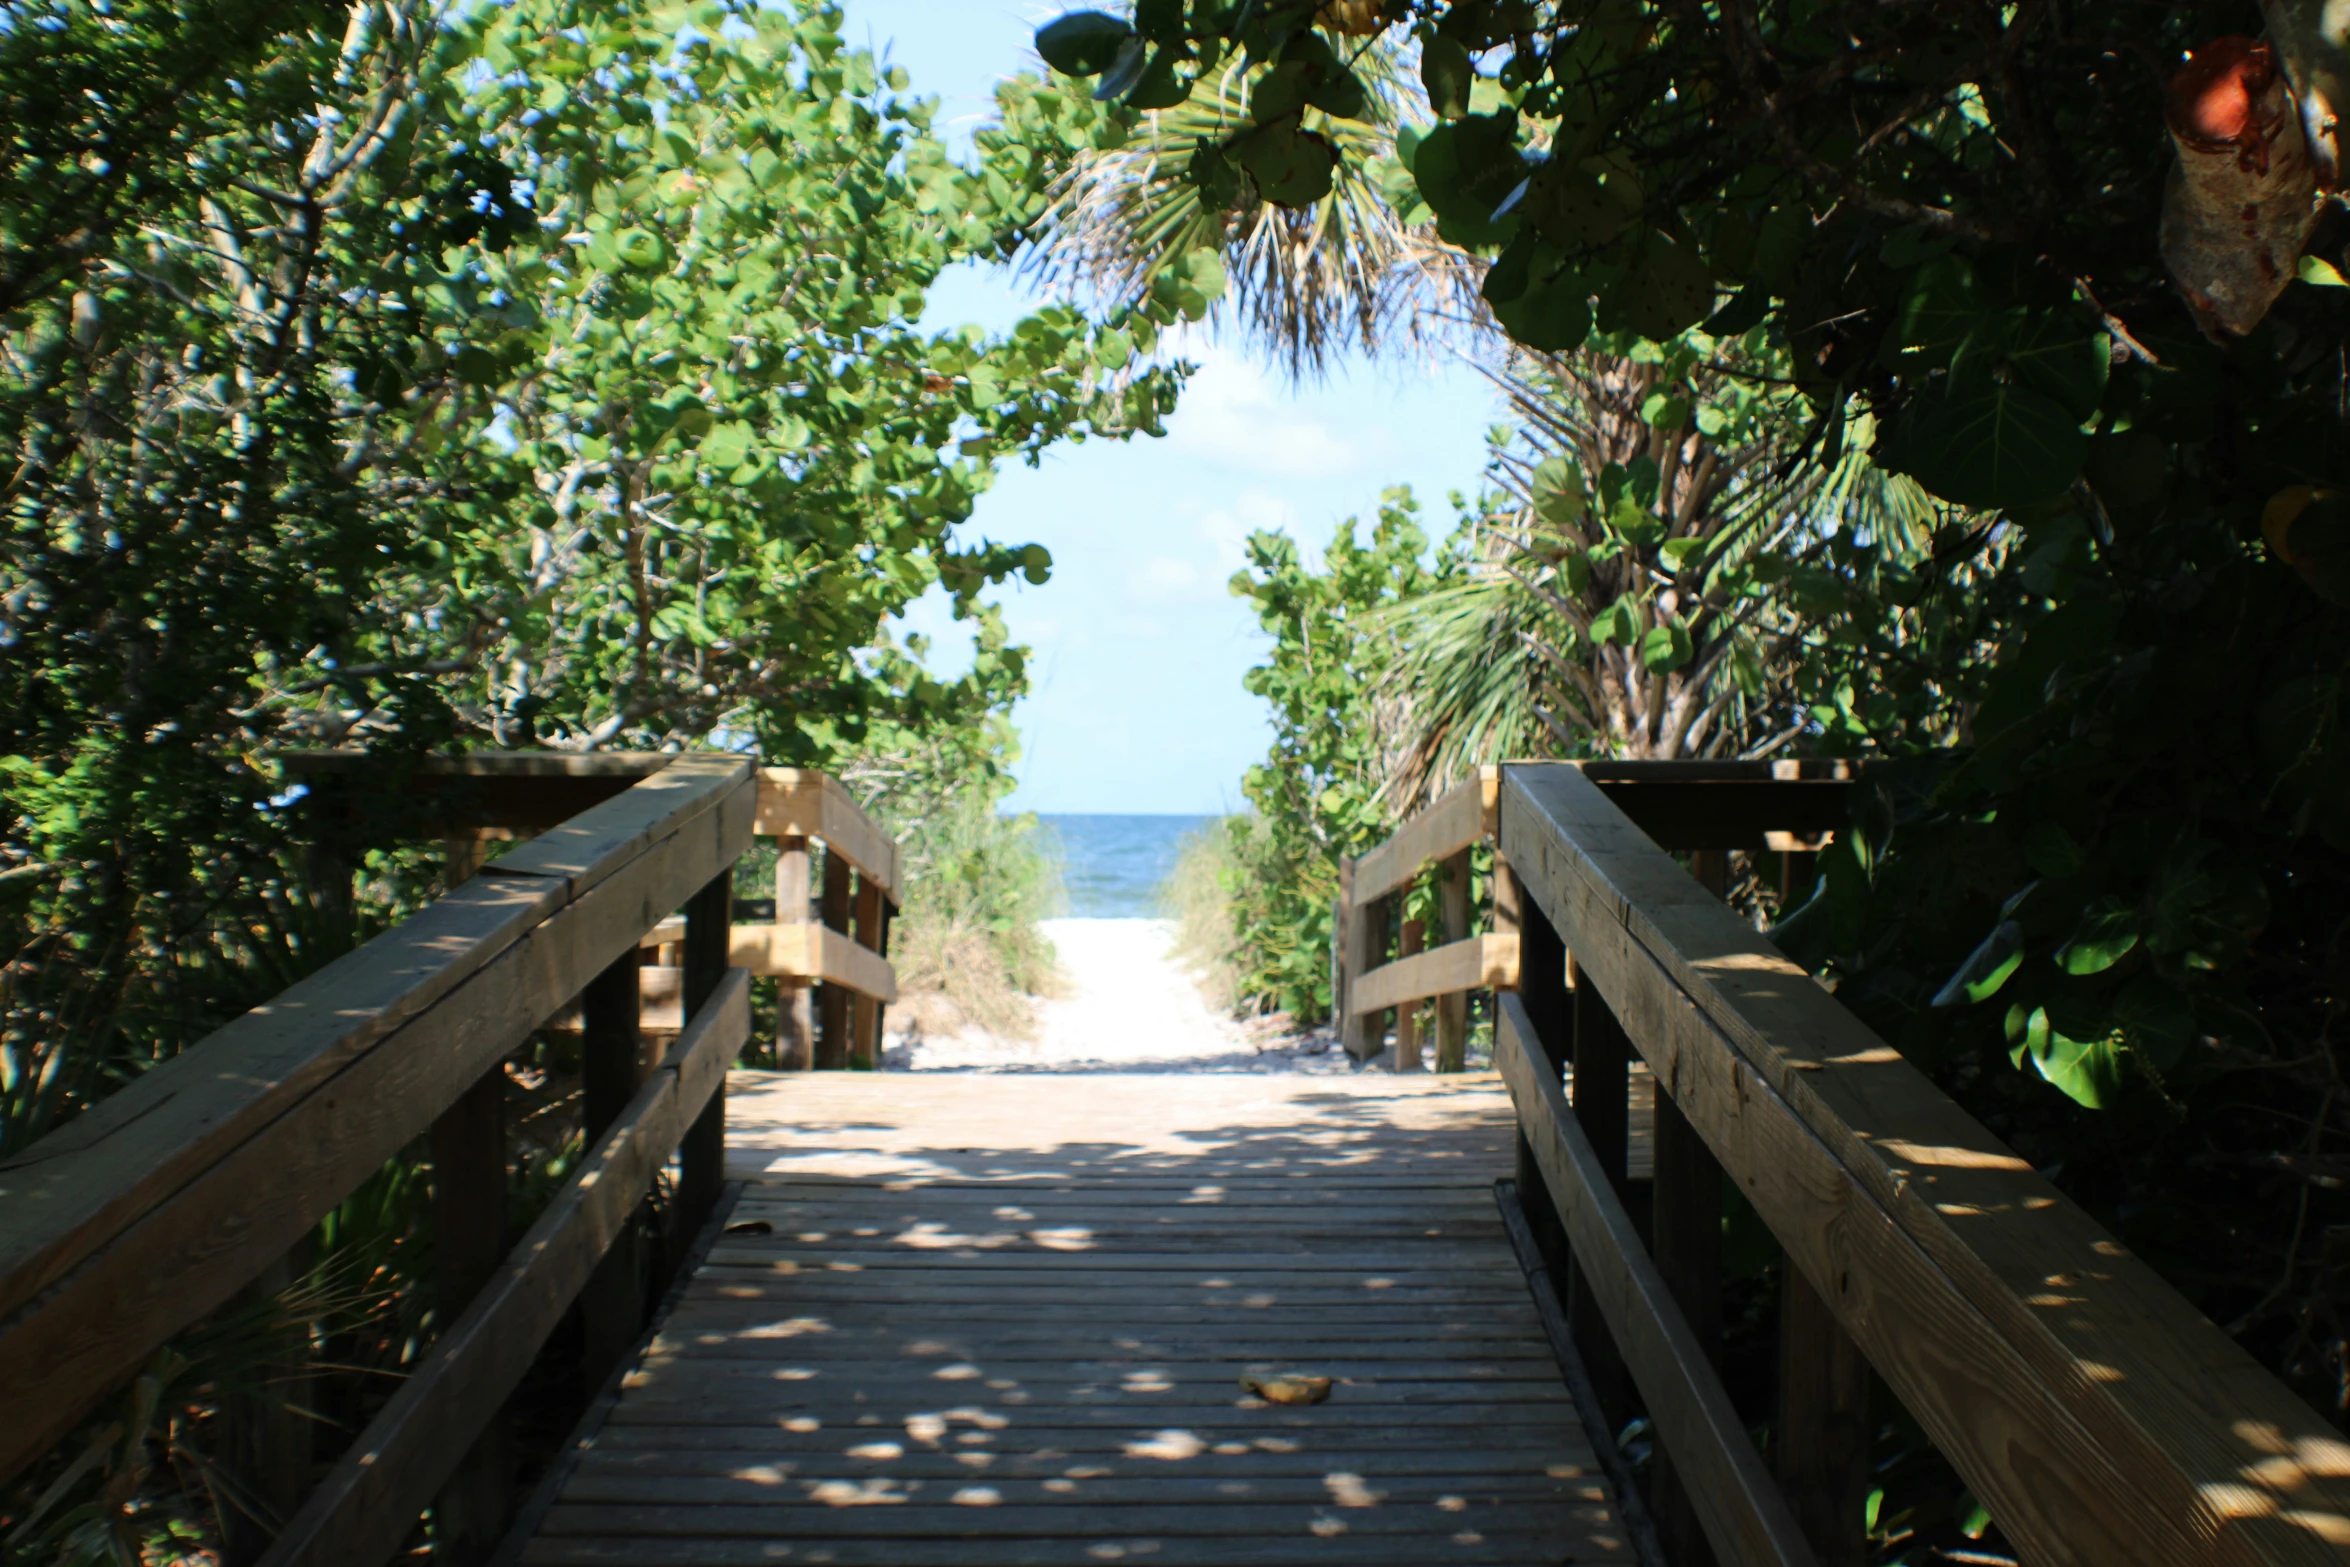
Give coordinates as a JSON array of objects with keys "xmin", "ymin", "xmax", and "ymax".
[{"xmin": 883, "ymin": 917, "xmax": 1348, "ymax": 1074}]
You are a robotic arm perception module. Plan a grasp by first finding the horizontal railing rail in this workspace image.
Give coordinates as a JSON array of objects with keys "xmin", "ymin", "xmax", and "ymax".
[
  {"xmin": 1333, "ymin": 759, "xmax": 1858, "ymax": 1069},
  {"xmin": 1467, "ymin": 760, "xmax": 2350, "ymax": 1567},
  {"xmin": 0, "ymin": 754, "xmax": 756, "ymax": 1564},
  {"xmin": 290, "ymin": 752, "xmax": 903, "ymax": 1071}
]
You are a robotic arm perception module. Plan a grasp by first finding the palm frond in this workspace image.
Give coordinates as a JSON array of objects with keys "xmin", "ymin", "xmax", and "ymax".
[{"xmin": 1016, "ymin": 39, "xmax": 1484, "ymax": 378}]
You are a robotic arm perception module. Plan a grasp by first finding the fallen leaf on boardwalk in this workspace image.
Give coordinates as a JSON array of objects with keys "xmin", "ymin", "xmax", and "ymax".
[
  {"xmin": 1240, "ymin": 1373, "xmax": 1332, "ymax": 1405},
  {"xmin": 724, "ymin": 1219, "xmax": 774, "ymax": 1236}
]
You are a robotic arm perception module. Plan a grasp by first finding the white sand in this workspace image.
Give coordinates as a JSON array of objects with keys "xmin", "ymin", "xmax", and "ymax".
[{"xmin": 882, "ymin": 917, "xmax": 1349, "ymax": 1074}]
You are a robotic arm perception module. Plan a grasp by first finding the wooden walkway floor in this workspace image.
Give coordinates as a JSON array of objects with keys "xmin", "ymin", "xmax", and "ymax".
[{"xmin": 516, "ymin": 1072, "xmax": 1634, "ymax": 1566}]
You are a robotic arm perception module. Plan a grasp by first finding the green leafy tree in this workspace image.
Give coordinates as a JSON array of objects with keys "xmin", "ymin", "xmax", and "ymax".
[
  {"xmin": 1029, "ymin": 0, "xmax": 2350, "ymax": 1436},
  {"xmin": 1221, "ymin": 488, "xmax": 1447, "ymax": 1019}
]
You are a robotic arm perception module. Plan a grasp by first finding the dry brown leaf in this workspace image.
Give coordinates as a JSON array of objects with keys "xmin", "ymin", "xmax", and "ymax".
[
  {"xmin": 1240, "ymin": 1373, "xmax": 1334, "ymax": 1405},
  {"xmin": 2161, "ymin": 36, "xmax": 2322, "ymax": 336}
]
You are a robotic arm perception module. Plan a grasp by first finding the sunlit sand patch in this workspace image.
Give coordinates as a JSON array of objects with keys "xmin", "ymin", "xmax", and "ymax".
[
  {"xmin": 747, "ymin": 1315, "xmax": 841, "ymax": 1343},
  {"xmin": 782, "ymin": 1417, "xmax": 820, "ymax": 1433},
  {"xmin": 1126, "ymin": 1429, "xmax": 1204, "ymax": 1460},
  {"xmin": 843, "ymin": 1443, "xmax": 900, "ymax": 1461},
  {"xmin": 952, "ymin": 1486, "xmax": 1002, "ymax": 1506},
  {"xmin": 992, "ymin": 1206, "xmax": 1035, "ymax": 1221},
  {"xmin": 1030, "ymin": 1228, "xmax": 1096, "ymax": 1250},
  {"xmin": 955, "ymin": 1452, "xmax": 994, "ymax": 1469},
  {"xmin": 768, "ymin": 1368, "xmax": 817, "ymax": 1381},
  {"xmin": 1180, "ymin": 1186, "xmax": 1225, "ymax": 1203},
  {"xmin": 1044, "ymin": 1478, "xmax": 1078, "ymax": 1493},
  {"xmin": 1325, "ymin": 1473, "xmax": 1382, "ymax": 1508},
  {"xmin": 1066, "ymin": 1466, "xmax": 1112, "ymax": 1479},
  {"xmin": 1121, "ymin": 1371, "xmax": 1175, "ymax": 1393},
  {"xmin": 1361, "ymin": 1277, "xmax": 1396, "ymax": 1289},
  {"xmin": 730, "ymin": 1465, "xmax": 788, "ymax": 1485},
  {"xmin": 1309, "ymin": 1516, "xmax": 1346, "ymax": 1537},
  {"xmin": 1255, "ymin": 1438, "xmax": 1299, "ymax": 1453},
  {"xmin": 794, "ymin": 1231, "xmax": 829, "ymax": 1243},
  {"xmin": 905, "ymin": 1414, "xmax": 947, "ymax": 1445},
  {"xmin": 932, "ymin": 1363, "xmax": 983, "ymax": 1381},
  {"xmin": 1436, "ymin": 1494, "xmax": 1468, "ymax": 1511},
  {"xmin": 1212, "ymin": 1442, "xmax": 1248, "ymax": 1455},
  {"xmin": 1452, "ymin": 1530, "xmax": 1487, "ymax": 1544},
  {"xmin": 1243, "ymin": 1294, "xmax": 1276, "ymax": 1308},
  {"xmin": 956, "ymin": 1432, "xmax": 991, "ymax": 1445}
]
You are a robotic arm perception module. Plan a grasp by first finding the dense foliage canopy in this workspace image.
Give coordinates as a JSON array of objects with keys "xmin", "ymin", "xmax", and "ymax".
[{"xmin": 1042, "ymin": 0, "xmax": 2350, "ymax": 1433}]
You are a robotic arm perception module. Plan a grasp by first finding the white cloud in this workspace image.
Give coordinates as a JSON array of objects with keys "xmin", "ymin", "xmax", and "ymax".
[
  {"xmin": 1165, "ymin": 345, "xmax": 1360, "ymax": 479},
  {"xmin": 1197, "ymin": 489, "xmax": 1302, "ymax": 574},
  {"xmin": 1133, "ymin": 556, "xmax": 1202, "ymax": 598}
]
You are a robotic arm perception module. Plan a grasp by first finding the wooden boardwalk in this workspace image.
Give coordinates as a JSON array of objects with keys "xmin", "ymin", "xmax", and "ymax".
[{"xmin": 515, "ymin": 1072, "xmax": 1635, "ymax": 1566}]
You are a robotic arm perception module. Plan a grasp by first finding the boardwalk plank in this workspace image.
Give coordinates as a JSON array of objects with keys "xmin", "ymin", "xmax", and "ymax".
[{"xmin": 516, "ymin": 1073, "xmax": 1627, "ymax": 1567}]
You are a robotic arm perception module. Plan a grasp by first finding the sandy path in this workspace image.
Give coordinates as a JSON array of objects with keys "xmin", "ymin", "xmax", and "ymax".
[{"xmin": 883, "ymin": 917, "xmax": 1346, "ymax": 1074}]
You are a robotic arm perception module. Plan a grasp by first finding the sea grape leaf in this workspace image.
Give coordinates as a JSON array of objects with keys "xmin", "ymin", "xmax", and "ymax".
[
  {"xmin": 1036, "ymin": 11, "xmax": 1134, "ymax": 75},
  {"xmin": 1886, "ymin": 375, "xmax": 2087, "ymax": 510}
]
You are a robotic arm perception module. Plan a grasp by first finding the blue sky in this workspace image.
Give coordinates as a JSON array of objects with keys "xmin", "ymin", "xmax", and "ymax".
[{"xmin": 844, "ymin": 2, "xmax": 1503, "ymax": 813}]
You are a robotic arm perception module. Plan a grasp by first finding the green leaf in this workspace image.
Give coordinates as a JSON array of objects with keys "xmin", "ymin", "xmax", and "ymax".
[
  {"xmin": 1490, "ymin": 266, "xmax": 1591, "ymax": 352},
  {"xmin": 1639, "ymin": 618, "xmax": 1693, "ymax": 671},
  {"xmin": 1600, "ymin": 232, "xmax": 1714, "ymax": 341},
  {"xmin": 613, "ymin": 228, "xmax": 669, "ymax": 272},
  {"xmin": 2057, "ymin": 900, "xmax": 2140, "ymax": 975},
  {"xmin": 1931, "ymin": 919, "xmax": 2024, "ymax": 1005},
  {"xmin": 1886, "ymin": 375, "xmax": 2087, "ymax": 510},
  {"xmin": 2024, "ymin": 1009, "xmax": 2123, "ymax": 1108},
  {"xmin": 2300, "ymin": 253, "xmax": 2350, "ymax": 288},
  {"xmin": 1035, "ymin": 11, "xmax": 1134, "ymax": 76},
  {"xmin": 1890, "ymin": 255, "xmax": 1980, "ymax": 367},
  {"xmin": 699, "ymin": 421, "xmax": 755, "ymax": 469},
  {"xmin": 1422, "ymin": 35, "xmax": 1473, "ymax": 119},
  {"xmin": 1231, "ymin": 121, "xmax": 1337, "ymax": 207},
  {"xmin": 2113, "ymin": 974, "xmax": 2195, "ymax": 1070},
  {"xmin": 2019, "ymin": 820, "xmax": 2083, "ymax": 878},
  {"xmin": 1971, "ymin": 309, "xmax": 2108, "ymax": 422}
]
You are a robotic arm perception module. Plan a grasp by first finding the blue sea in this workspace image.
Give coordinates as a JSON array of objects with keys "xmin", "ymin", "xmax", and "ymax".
[{"xmin": 1037, "ymin": 814, "xmax": 1219, "ymax": 918}]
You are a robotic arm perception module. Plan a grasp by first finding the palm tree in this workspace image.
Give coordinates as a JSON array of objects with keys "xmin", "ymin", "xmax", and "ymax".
[
  {"xmin": 1016, "ymin": 38, "xmax": 1480, "ymax": 378},
  {"xmin": 1370, "ymin": 345, "xmax": 1956, "ymax": 806}
]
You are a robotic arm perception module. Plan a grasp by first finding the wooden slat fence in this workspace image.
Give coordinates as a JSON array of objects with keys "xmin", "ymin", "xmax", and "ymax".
[
  {"xmin": 0, "ymin": 755, "xmax": 757, "ymax": 1566},
  {"xmin": 1345, "ymin": 758, "xmax": 2350, "ymax": 1566}
]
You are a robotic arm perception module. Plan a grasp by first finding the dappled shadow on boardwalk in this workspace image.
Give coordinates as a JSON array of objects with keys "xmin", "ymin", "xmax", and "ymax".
[{"xmin": 516, "ymin": 1074, "xmax": 1632, "ymax": 1566}]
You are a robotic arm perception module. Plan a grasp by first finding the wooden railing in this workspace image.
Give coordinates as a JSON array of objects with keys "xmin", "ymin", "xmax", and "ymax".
[
  {"xmin": 1364, "ymin": 760, "xmax": 2350, "ymax": 1566},
  {"xmin": 288, "ymin": 751, "xmax": 902, "ymax": 1071},
  {"xmin": 1333, "ymin": 760, "xmax": 1851, "ymax": 1067},
  {"xmin": 642, "ymin": 767, "xmax": 901, "ymax": 1069},
  {"xmin": 0, "ymin": 755, "xmax": 756, "ymax": 1566}
]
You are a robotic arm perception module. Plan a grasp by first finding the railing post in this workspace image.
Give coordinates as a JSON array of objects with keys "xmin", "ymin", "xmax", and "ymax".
[
  {"xmin": 1778, "ymin": 1264, "xmax": 1872, "ymax": 1567},
  {"xmin": 814, "ymin": 843, "xmax": 853, "ymax": 1069},
  {"xmin": 578, "ymin": 951, "xmax": 644, "ymax": 1385},
  {"xmin": 430, "ymin": 829, "xmax": 511, "ymax": 1564},
  {"xmin": 849, "ymin": 873, "xmax": 884, "ymax": 1069},
  {"xmin": 773, "ymin": 834, "xmax": 814, "ymax": 1070},
  {"xmin": 1391, "ymin": 916, "xmax": 1426, "ymax": 1072},
  {"xmin": 1505, "ymin": 856, "xmax": 1572, "ymax": 1276},
  {"xmin": 1338, "ymin": 857, "xmax": 1375, "ymax": 1061},
  {"xmin": 1567, "ymin": 953, "xmax": 1634, "ymax": 1434},
  {"xmin": 871, "ymin": 897, "xmax": 896, "ymax": 1067},
  {"xmin": 677, "ymin": 870, "xmax": 732, "ymax": 1239},
  {"xmin": 1767, "ymin": 839, "xmax": 1871, "ymax": 1565},
  {"xmin": 1650, "ymin": 849, "xmax": 1732, "ymax": 1567},
  {"xmin": 1434, "ymin": 848, "xmax": 1471, "ymax": 1072},
  {"xmin": 216, "ymin": 1249, "xmax": 311, "ymax": 1567}
]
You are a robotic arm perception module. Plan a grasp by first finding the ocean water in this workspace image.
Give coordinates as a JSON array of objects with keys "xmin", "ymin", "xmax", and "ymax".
[{"xmin": 1037, "ymin": 814, "xmax": 1219, "ymax": 918}]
